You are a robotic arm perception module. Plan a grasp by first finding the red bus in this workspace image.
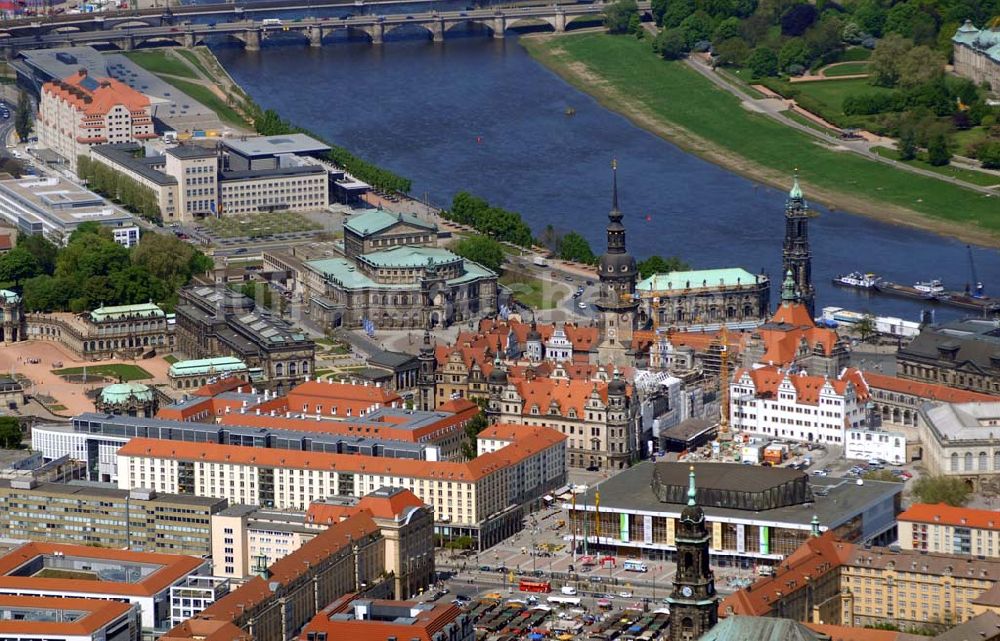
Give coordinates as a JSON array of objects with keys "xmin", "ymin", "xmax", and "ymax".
[{"xmin": 518, "ymin": 579, "xmax": 551, "ymax": 593}]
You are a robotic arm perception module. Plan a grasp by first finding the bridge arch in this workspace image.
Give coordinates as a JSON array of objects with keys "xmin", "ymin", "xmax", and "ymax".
[
  {"xmin": 505, "ymin": 16, "xmax": 557, "ymax": 32},
  {"xmin": 383, "ymin": 21, "xmax": 435, "ymax": 41},
  {"xmin": 565, "ymin": 12, "xmax": 604, "ymax": 30},
  {"xmin": 260, "ymin": 29, "xmax": 310, "ymax": 46},
  {"xmin": 52, "ymin": 25, "xmax": 82, "ymax": 33},
  {"xmin": 443, "ymin": 19, "xmax": 494, "ymax": 37},
  {"xmin": 133, "ymin": 36, "xmax": 183, "ymax": 48},
  {"xmin": 195, "ymin": 32, "xmax": 249, "ymax": 47}
]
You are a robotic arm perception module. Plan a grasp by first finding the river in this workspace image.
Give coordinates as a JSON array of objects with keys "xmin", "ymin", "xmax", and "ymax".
[{"xmin": 211, "ymin": 34, "xmax": 1000, "ymax": 323}]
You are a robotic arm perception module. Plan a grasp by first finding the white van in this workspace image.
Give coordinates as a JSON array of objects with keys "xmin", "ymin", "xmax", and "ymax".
[
  {"xmin": 623, "ymin": 560, "xmax": 648, "ymax": 573},
  {"xmin": 560, "ymin": 586, "xmax": 577, "ymax": 596},
  {"xmin": 261, "ymin": 18, "xmax": 283, "ymax": 26}
]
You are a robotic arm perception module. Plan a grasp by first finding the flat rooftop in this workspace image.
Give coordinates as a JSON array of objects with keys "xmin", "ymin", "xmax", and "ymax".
[
  {"xmin": 0, "ymin": 542, "xmax": 204, "ymax": 597},
  {"xmin": 567, "ymin": 461, "xmax": 902, "ymax": 530},
  {"xmin": 0, "ymin": 595, "xmax": 134, "ymax": 637},
  {"xmin": 222, "ymin": 133, "xmax": 331, "ymax": 158},
  {"xmin": 0, "ymin": 176, "xmax": 135, "ymax": 230}
]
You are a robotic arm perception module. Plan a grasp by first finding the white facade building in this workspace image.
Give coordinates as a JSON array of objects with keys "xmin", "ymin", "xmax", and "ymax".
[
  {"xmin": 31, "ymin": 424, "xmax": 126, "ymax": 483},
  {"xmin": 845, "ymin": 428, "xmax": 906, "ymax": 464},
  {"xmin": 730, "ymin": 366, "xmax": 869, "ymax": 445},
  {"xmin": 543, "ymin": 326, "xmax": 573, "ymax": 362}
]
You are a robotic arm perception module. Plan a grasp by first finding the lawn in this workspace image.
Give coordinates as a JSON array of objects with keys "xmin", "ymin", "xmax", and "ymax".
[
  {"xmin": 524, "ymin": 34, "xmax": 1000, "ymax": 233},
  {"xmin": 873, "ymin": 147, "xmax": 1000, "ymax": 188},
  {"xmin": 199, "ymin": 211, "xmax": 321, "ymax": 238},
  {"xmin": 783, "ymin": 110, "xmax": 836, "ymax": 134},
  {"xmin": 34, "ymin": 568, "xmax": 99, "ymax": 580},
  {"xmin": 52, "ymin": 364, "xmax": 153, "ymax": 381},
  {"xmin": 123, "ymin": 50, "xmax": 197, "ymax": 79},
  {"xmin": 158, "ymin": 77, "xmax": 246, "ymax": 128},
  {"xmin": 822, "ymin": 62, "xmax": 869, "ymax": 77},
  {"xmin": 175, "ymin": 48, "xmax": 214, "ymax": 79},
  {"xmin": 501, "ymin": 272, "xmax": 566, "ymax": 309},
  {"xmin": 835, "ymin": 47, "xmax": 872, "ymax": 62},
  {"xmin": 772, "ymin": 76, "xmax": 890, "ymax": 127},
  {"xmin": 163, "ymin": 354, "xmax": 179, "ymax": 364}
]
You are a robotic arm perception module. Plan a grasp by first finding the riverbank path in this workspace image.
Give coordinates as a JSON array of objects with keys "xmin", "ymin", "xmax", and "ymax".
[{"xmin": 683, "ymin": 54, "xmax": 1000, "ymax": 196}]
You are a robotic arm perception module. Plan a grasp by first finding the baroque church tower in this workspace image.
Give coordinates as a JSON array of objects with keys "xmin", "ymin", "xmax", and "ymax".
[
  {"xmin": 596, "ymin": 160, "xmax": 638, "ymax": 366},
  {"xmin": 668, "ymin": 466, "xmax": 719, "ymax": 641},
  {"xmin": 782, "ymin": 173, "xmax": 815, "ymax": 317}
]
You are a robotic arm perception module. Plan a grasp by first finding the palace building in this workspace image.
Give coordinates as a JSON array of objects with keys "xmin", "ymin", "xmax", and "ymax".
[
  {"xmin": 27, "ymin": 301, "xmax": 173, "ymax": 361},
  {"xmin": 897, "ymin": 318, "xmax": 1000, "ymax": 395},
  {"xmin": 953, "ymin": 21, "xmax": 1000, "ymax": 92},
  {"xmin": 634, "ymin": 268, "xmax": 771, "ymax": 332}
]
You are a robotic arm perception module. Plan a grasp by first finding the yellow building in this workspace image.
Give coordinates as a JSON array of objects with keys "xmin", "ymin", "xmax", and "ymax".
[{"xmin": 898, "ymin": 503, "xmax": 1000, "ymax": 558}]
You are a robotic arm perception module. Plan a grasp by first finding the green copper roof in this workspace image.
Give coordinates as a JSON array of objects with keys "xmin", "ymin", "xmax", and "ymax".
[
  {"xmin": 360, "ymin": 246, "xmax": 464, "ymax": 269},
  {"xmin": 952, "ymin": 21, "xmax": 1000, "ymax": 62},
  {"xmin": 781, "ymin": 269, "xmax": 796, "ymax": 302},
  {"xmin": 169, "ymin": 357, "xmax": 248, "ymax": 378},
  {"xmin": 343, "ymin": 209, "xmax": 436, "ymax": 237},
  {"xmin": 687, "ymin": 466, "xmax": 697, "ymax": 506},
  {"xmin": 90, "ymin": 302, "xmax": 165, "ymax": 322},
  {"xmin": 789, "ymin": 173, "xmax": 803, "ymax": 200},
  {"xmin": 0, "ymin": 290, "xmax": 19, "ymax": 304},
  {"xmin": 100, "ymin": 382, "xmax": 154, "ymax": 404},
  {"xmin": 637, "ymin": 268, "xmax": 760, "ymax": 293},
  {"xmin": 308, "ymin": 247, "xmax": 496, "ymax": 291}
]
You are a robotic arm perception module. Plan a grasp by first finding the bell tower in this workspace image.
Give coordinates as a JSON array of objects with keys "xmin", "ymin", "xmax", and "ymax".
[
  {"xmin": 667, "ymin": 466, "xmax": 718, "ymax": 641},
  {"xmin": 417, "ymin": 329, "xmax": 436, "ymax": 411},
  {"xmin": 596, "ymin": 160, "xmax": 638, "ymax": 366},
  {"xmin": 782, "ymin": 172, "xmax": 815, "ymax": 317}
]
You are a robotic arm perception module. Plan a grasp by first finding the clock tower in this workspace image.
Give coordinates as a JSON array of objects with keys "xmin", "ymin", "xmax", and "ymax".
[
  {"xmin": 596, "ymin": 160, "xmax": 638, "ymax": 366},
  {"xmin": 667, "ymin": 466, "xmax": 718, "ymax": 641}
]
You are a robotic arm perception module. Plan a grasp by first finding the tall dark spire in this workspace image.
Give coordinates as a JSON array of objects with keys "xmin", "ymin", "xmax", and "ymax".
[
  {"xmin": 782, "ymin": 170, "xmax": 815, "ymax": 317},
  {"xmin": 611, "ymin": 158, "xmax": 619, "ymax": 213}
]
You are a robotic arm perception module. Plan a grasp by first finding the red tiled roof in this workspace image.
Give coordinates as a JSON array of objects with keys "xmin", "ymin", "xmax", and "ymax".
[
  {"xmin": 0, "ymin": 596, "xmax": 133, "ymax": 636},
  {"xmin": 804, "ymin": 623, "xmax": 904, "ymax": 641},
  {"xmin": 44, "ymin": 71, "xmax": 150, "ymax": 117},
  {"xmin": 299, "ymin": 593, "xmax": 463, "ymax": 641},
  {"xmin": 193, "ymin": 376, "xmax": 247, "ymax": 397},
  {"xmin": 863, "ymin": 371, "xmax": 998, "ymax": 403},
  {"xmin": 0, "ymin": 542, "xmax": 204, "ymax": 597},
  {"xmin": 898, "ymin": 503, "xmax": 1000, "ymax": 530},
  {"xmin": 733, "ymin": 366, "xmax": 868, "ymax": 406},
  {"xmin": 719, "ymin": 532, "xmax": 854, "ymax": 617}
]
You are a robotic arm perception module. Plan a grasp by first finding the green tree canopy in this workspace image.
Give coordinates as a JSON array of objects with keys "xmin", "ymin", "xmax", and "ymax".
[
  {"xmin": 746, "ymin": 46, "xmax": 779, "ymax": 77},
  {"xmin": 637, "ymin": 255, "xmax": 691, "ymax": 279},
  {"xmin": 452, "ymin": 235, "xmax": 506, "ymax": 274},
  {"xmin": 14, "ymin": 92, "xmax": 32, "ymax": 143},
  {"xmin": 912, "ymin": 475, "xmax": 971, "ymax": 507},
  {"xmin": 0, "ymin": 417, "xmax": 23, "ymax": 449},
  {"xmin": 17, "ymin": 234, "xmax": 58, "ymax": 276},
  {"xmin": 559, "ymin": 232, "xmax": 597, "ymax": 264},
  {"xmin": 655, "ymin": 27, "xmax": 690, "ymax": 59},
  {"xmin": 604, "ymin": 0, "xmax": 639, "ymax": 34},
  {"xmin": 0, "ymin": 247, "xmax": 40, "ymax": 286},
  {"xmin": 869, "ymin": 34, "xmax": 913, "ymax": 87}
]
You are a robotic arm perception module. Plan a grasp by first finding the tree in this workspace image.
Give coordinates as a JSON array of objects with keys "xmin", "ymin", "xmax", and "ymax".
[
  {"xmin": 445, "ymin": 535, "xmax": 475, "ymax": 550},
  {"xmin": 0, "ymin": 417, "xmax": 23, "ymax": 449},
  {"xmin": 912, "ymin": 475, "xmax": 971, "ymax": 507},
  {"xmin": 713, "ymin": 37, "xmax": 750, "ymax": 66},
  {"xmin": 21, "ymin": 275, "xmax": 71, "ymax": 312},
  {"xmin": 18, "ymin": 234, "xmax": 58, "ymax": 275},
  {"xmin": 604, "ymin": 0, "xmax": 639, "ymax": 34},
  {"xmin": 452, "ymin": 235, "xmax": 506, "ymax": 274},
  {"xmin": 662, "ymin": 0, "xmax": 695, "ymax": 28},
  {"xmin": 628, "ymin": 12, "xmax": 643, "ymax": 37},
  {"xmin": 654, "ymin": 27, "xmax": 690, "ymax": 59},
  {"xmin": 637, "ymin": 255, "xmax": 690, "ymax": 279},
  {"xmin": 559, "ymin": 232, "xmax": 596, "ymax": 264},
  {"xmin": 651, "ymin": 0, "xmax": 668, "ymax": 26},
  {"xmin": 0, "ymin": 247, "xmax": 39, "ymax": 286},
  {"xmin": 927, "ymin": 133, "xmax": 951, "ymax": 166},
  {"xmin": 779, "ymin": 38, "xmax": 811, "ymax": 72},
  {"xmin": 898, "ymin": 127, "xmax": 918, "ymax": 160},
  {"xmin": 131, "ymin": 233, "xmax": 212, "ymax": 289},
  {"xmin": 897, "ymin": 46, "xmax": 946, "ymax": 89},
  {"xmin": 460, "ymin": 407, "xmax": 489, "ymax": 460},
  {"xmin": 852, "ymin": 0, "xmax": 886, "ymax": 36},
  {"xmin": 780, "ymin": 3, "xmax": 818, "ymax": 36},
  {"xmin": 869, "ymin": 33, "xmax": 912, "ymax": 87},
  {"xmin": 856, "ymin": 314, "xmax": 876, "ymax": 343},
  {"xmin": 14, "ymin": 92, "xmax": 32, "ymax": 143},
  {"xmin": 863, "ymin": 470, "xmax": 902, "ymax": 482},
  {"xmin": 977, "ymin": 142, "xmax": 1000, "ymax": 170},
  {"xmin": 712, "ymin": 16, "xmax": 742, "ymax": 42},
  {"xmin": 746, "ymin": 46, "xmax": 779, "ymax": 77},
  {"xmin": 679, "ymin": 10, "xmax": 714, "ymax": 47}
]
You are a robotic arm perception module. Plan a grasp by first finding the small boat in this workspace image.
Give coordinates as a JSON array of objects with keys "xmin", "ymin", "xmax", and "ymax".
[
  {"xmin": 914, "ymin": 279, "xmax": 945, "ymax": 294},
  {"xmin": 564, "ymin": 107, "xmax": 576, "ymax": 116},
  {"xmin": 832, "ymin": 272, "xmax": 881, "ymax": 289}
]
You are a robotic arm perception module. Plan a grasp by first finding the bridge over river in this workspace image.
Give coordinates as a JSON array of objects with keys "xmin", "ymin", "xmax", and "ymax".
[{"xmin": 0, "ymin": 2, "xmax": 650, "ymax": 52}]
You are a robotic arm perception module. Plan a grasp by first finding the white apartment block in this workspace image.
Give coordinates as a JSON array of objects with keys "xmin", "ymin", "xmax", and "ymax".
[
  {"xmin": 845, "ymin": 428, "xmax": 906, "ymax": 464},
  {"xmin": 730, "ymin": 366, "xmax": 869, "ymax": 445},
  {"xmin": 118, "ymin": 423, "xmax": 565, "ymax": 528},
  {"xmin": 37, "ymin": 70, "xmax": 155, "ymax": 171}
]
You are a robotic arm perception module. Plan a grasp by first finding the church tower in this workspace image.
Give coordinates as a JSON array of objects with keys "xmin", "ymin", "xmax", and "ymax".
[
  {"xmin": 486, "ymin": 340, "xmax": 508, "ymax": 424},
  {"xmin": 417, "ymin": 329, "xmax": 436, "ymax": 411},
  {"xmin": 596, "ymin": 160, "xmax": 638, "ymax": 366},
  {"xmin": 782, "ymin": 172, "xmax": 815, "ymax": 317},
  {"xmin": 668, "ymin": 466, "xmax": 718, "ymax": 641}
]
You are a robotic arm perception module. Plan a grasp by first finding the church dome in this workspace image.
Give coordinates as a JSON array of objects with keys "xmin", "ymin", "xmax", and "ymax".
[
  {"xmin": 608, "ymin": 369, "xmax": 627, "ymax": 395},
  {"xmin": 100, "ymin": 382, "xmax": 154, "ymax": 404},
  {"xmin": 488, "ymin": 366, "xmax": 508, "ymax": 385},
  {"xmin": 598, "ymin": 252, "xmax": 637, "ymax": 277}
]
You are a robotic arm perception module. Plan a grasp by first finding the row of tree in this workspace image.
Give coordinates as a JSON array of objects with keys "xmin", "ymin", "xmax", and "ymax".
[
  {"xmin": 252, "ymin": 107, "xmax": 413, "ymax": 193},
  {"xmin": 16, "ymin": 223, "xmax": 212, "ymax": 314},
  {"xmin": 77, "ymin": 156, "xmax": 162, "ymax": 223},
  {"xmin": 444, "ymin": 192, "xmax": 535, "ymax": 248}
]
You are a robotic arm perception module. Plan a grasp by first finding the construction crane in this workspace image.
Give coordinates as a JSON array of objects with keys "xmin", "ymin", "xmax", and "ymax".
[
  {"xmin": 967, "ymin": 245, "xmax": 985, "ymax": 298},
  {"xmin": 717, "ymin": 324, "xmax": 732, "ymax": 441}
]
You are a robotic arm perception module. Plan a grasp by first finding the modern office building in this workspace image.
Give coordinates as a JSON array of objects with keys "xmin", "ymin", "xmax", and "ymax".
[
  {"xmin": 37, "ymin": 69, "xmax": 156, "ymax": 170},
  {"xmin": 117, "ymin": 422, "xmax": 566, "ymax": 547},
  {"xmin": 563, "ymin": 462, "xmax": 902, "ymax": 565},
  {"xmin": 730, "ymin": 365, "xmax": 870, "ymax": 445},
  {"xmin": 0, "ymin": 594, "xmax": 141, "ymax": 641},
  {"xmin": 898, "ymin": 503, "xmax": 1000, "ymax": 557},
  {"xmin": 0, "ymin": 542, "xmax": 210, "ymax": 631},
  {"xmin": 0, "ymin": 480, "xmax": 227, "ymax": 555},
  {"xmin": 298, "ymin": 593, "xmax": 473, "ymax": 641},
  {"xmin": 173, "ymin": 285, "xmax": 315, "ymax": 390},
  {"xmin": 0, "ymin": 176, "xmax": 138, "ymax": 245}
]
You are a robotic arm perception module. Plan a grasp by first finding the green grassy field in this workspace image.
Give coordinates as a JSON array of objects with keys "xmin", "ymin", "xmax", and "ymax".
[
  {"xmin": 500, "ymin": 273, "xmax": 566, "ymax": 309},
  {"xmin": 53, "ymin": 364, "xmax": 153, "ymax": 381},
  {"xmin": 175, "ymin": 48, "xmax": 214, "ymax": 79},
  {"xmin": 523, "ymin": 34, "xmax": 1000, "ymax": 234},
  {"xmin": 123, "ymin": 50, "xmax": 197, "ymax": 79},
  {"xmin": 158, "ymin": 77, "xmax": 246, "ymax": 128},
  {"xmin": 835, "ymin": 47, "xmax": 872, "ymax": 62},
  {"xmin": 163, "ymin": 354, "xmax": 179, "ymax": 364},
  {"xmin": 822, "ymin": 62, "xmax": 870, "ymax": 77},
  {"xmin": 873, "ymin": 147, "xmax": 1000, "ymax": 187},
  {"xmin": 783, "ymin": 110, "xmax": 835, "ymax": 134}
]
